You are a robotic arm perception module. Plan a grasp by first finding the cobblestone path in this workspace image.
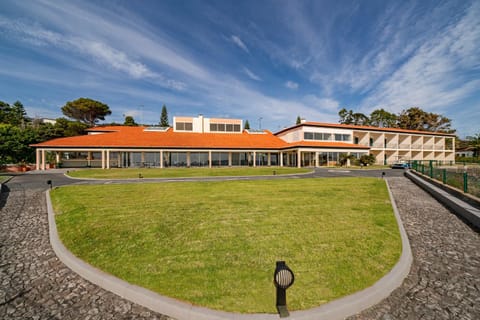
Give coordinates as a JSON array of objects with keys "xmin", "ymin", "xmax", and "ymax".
[
  {"xmin": 1, "ymin": 175, "xmax": 479, "ymax": 319},
  {"xmin": 349, "ymin": 177, "xmax": 480, "ymax": 320},
  {"xmin": 0, "ymin": 179, "xmax": 173, "ymax": 320}
]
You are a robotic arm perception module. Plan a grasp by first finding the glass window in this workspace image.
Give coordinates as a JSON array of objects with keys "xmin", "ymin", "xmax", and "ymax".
[
  {"xmin": 184, "ymin": 122, "xmax": 193, "ymax": 131},
  {"xmin": 218, "ymin": 123, "xmax": 225, "ymax": 131},
  {"xmin": 176, "ymin": 122, "xmax": 184, "ymax": 130},
  {"xmin": 304, "ymin": 132, "xmax": 314, "ymax": 140},
  {"xmin": 226, "ymin": 124, "xmax": 233, "ymax": 132},
  {"xmin": 210, "ymin": 123, "xmax": 218, "ymax": 131},
  {"xmin": 234, "ymin": 124, "xmax": 241, "ymax": 132}
]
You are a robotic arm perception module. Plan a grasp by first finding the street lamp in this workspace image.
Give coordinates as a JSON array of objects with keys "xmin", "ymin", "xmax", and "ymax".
[{"xmin": 274, "ymin": 261, "xmax": 295, "ymax": 317}]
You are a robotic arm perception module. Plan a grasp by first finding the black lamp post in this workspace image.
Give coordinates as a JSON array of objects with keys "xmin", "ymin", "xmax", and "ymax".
[
  {"xmin": 274, "ymin": 261, "xmax": 295, "ymax": 317},
  {"xmin": 46, "ymin": 180, "xmax": 52, "ymax": 189}
]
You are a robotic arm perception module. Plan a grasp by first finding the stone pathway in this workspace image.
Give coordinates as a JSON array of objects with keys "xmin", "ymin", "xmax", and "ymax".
[
  {"xmin": 0, "ymin": 180, "xmax": 173, "ymax": 320},
  {"xmin": 348, "ymin": 177, "xmax": 480, "ymax": 320},
  {"xmin": 1, "ymin": 174, "xmax": 479, "ymax": 319}
]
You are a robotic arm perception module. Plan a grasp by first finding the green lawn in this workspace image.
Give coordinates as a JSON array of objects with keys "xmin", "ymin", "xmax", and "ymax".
[
  {"xmin": 0, "ymin": 175, "xmax": 12, "ymax": 183},
  {"xmin": 67, "ymin": 167, "xmax": 311, "ymax": 179},
  {"xmin": 51, "ymin": 177, "xmax": 401, "ymax": 313}
]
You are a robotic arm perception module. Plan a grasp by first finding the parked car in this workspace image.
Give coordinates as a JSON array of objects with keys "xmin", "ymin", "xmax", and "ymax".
[{"xmin": 391, "ymin": 162, "xmax": 410, "ymax": 169}]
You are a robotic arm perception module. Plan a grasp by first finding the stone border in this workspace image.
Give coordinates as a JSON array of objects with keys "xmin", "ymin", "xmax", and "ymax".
[
  {"xmin": 0, "ymin": 175, "xmax": 13, "ymax": 194},
  {"xmin": 405, "ymin": 170, "xmax": 480, "ymax": 229},
  {"xmin": 46, "ymin": 179, "xmax": 412, "ymax": 320}
]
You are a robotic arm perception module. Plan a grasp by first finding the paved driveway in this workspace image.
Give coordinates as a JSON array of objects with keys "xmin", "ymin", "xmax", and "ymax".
[{"xmin": 1, "ymin": 171, "xmax": 479, "ymax": 319}]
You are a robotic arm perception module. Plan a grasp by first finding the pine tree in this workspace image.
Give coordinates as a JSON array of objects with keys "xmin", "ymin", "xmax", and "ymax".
[
  {"xmin": 296, "ymin": 115, "xmax": 301, "ymax": 125},
  {"xmin": 160, "ymin": 105, "xmax": 169, "ymax": 127},
  {"xmin": 244, "ymin": 120, "xmax": 250, "ymax": 130}
]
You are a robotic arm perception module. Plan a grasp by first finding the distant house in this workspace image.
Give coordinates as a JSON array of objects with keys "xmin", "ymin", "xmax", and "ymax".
[
  {"xmin": 455, "ymin": 148, "xmax": 474, "ymax": 158},
  {"xmin": 31, "ymin": 115, "xmax": 455, "ymax": 170}
]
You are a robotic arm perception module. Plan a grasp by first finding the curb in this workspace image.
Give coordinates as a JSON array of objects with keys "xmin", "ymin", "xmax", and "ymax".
[
  {"xmin": 405, "ymin": 170, "xmax": 480, "ymax": 229},
  {"xmin": 46, "ymin": 179, "xmax": 412, "ymax": 320}
]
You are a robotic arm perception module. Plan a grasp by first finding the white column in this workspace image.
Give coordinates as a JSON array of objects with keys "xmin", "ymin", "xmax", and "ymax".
[
  {"xmin": 267, "ymin": 153, "xmax": 271, "ymax": 166},
  {"xmin": 315, "ymin": 152, "xmax": 319, "ymax": 168},
  {"xmin": 253, "ymin": 151, "xmax": 256, "ymax": 167},
  {"xmin": 228, "ymin": 152, "xmax": 232, "ymax": 166},
  {"xmin": 106, "ymin": 150, "xmax": 110, "ymax": 169},
  {"xmin": 297, "ymin": 150, "xmax": 301, "ymax": 168},
  {"xmin": 187, "ymin": 152, "xmax": 191, "ymax": 167},
  {"xmin": 160, "ymin": 151, "xmax": 164, "ymax": 168},
  {"xmin": 101, "ymin": 150, "xmax": 105, "ymax": 169},
  {"xmin": 41, "ymin": 149, "xmax": 46, "ymax": 170},
  {"xmin": 36, "ymin": 149, "xmax": 40, "ymax": 170},
  {"xmin": 208, "ymin": 151, "xmax": 212, "ymax": 168},
  {"xmin": 280, "ymin": 152, "xmax": 284, "ymax": 167}
]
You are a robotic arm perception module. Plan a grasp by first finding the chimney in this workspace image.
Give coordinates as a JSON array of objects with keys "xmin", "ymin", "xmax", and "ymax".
[{"xmin": 300, "ymin": 118, "xmax": 306, "ymax": 124}]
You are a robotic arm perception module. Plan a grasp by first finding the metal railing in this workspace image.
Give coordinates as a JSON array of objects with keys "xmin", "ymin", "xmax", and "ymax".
[{"xmin": 411, "ymin": 161, "xmax": 480, "ymax": 198}]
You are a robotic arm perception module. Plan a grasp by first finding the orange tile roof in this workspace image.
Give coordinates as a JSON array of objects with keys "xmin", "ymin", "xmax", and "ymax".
[
  {"xmin": 276, "ymin": 122, "xmax": 456, "ymax": 136},
  {"xmin": 285, "ymin": 141, "xmax": 370, "ymax": 149},
  {"xmin": 31, "ymin": 126, "xmax": 288, "ymax": 149}
]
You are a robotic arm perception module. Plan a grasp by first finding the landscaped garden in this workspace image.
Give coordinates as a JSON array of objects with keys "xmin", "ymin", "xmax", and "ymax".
[
  {"xmin": 67, "ymin": 167, "xmax": 311, "ymax": 179},
  {"xmin": 51, "ymin": 177, "xmax": 401, "ymax": 313}
]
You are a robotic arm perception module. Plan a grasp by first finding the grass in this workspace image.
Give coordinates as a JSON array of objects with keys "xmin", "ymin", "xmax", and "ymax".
[
  {"xmin": 51, "ymin": 177, "xmax": 401, "ymax": 313},
  {"xmin": 67, "ymin": 167, "xmax": 311, "ymax": 179},
  {"xmin": 0, "ymin": 175, "xmax": 12, "ymax": 183}
]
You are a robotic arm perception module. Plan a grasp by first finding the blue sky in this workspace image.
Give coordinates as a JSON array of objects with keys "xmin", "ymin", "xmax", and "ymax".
[{"xmin": 0, "ymin": 0, "xmax": 479, "ymax": 138}]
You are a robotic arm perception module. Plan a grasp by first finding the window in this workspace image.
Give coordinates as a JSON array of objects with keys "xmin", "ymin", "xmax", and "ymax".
[
  {"xmin": 210, "ymin": 122, "xmax": 242, "ymax": 132},
  {"xmin": 304, "ymin": 132, "xmax": 314, "ymax": 140},
  {"xmin": 176, "ymin": 122, "xmax": 193, "ymax": 131},
  {"xmin": 334, "ymin": 134, "xmax": 351, "ymax": 141}
]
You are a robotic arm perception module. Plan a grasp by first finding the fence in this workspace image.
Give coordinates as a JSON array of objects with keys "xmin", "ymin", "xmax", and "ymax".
[{"xmin": 411, "ymin": 161, "xmax": 480, "ymax": 198}]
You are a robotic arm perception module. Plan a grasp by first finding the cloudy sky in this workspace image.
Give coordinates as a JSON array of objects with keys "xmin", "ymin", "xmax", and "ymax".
[{"xmin": 1, "ymin": 0, "xmax": 479, "ymax": 137}]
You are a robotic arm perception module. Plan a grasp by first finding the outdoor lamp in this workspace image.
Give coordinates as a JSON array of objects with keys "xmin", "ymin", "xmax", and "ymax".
[
  {"xmin": 46, "ymin": 180, "xmax": 52, "ymax": 189},
  {"xmin": 274, "ymin": 261, "xmax": 295, "ymax": 318},
  {"xmin": 382, "ymin": 171, "xmax": 385, "ymax": 178}
]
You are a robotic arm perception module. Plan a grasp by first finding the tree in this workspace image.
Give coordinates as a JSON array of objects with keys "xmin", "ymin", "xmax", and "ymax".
[
  {"xmin": 296, "ymin": 115, "xmax": 302, "ymax": 125},
  {"xmin": 338, "ymin": 153, "xmax": 356, "ymax": 167},
  {"xmin": 61, "ymin": 98, "xmax": 111, "ymax": 126},
  {"xmin": 54, "ymin": 118, "xmax": 88, "ymax": 137},
  {"xmin": 359, "ymin": 154, "xmax": 376, "ymax": 166},
  {"xmin": 338, "ymin": 108, "xmax": 369, "ymax": 125},
  {"xmin": 397, "ymin": 107, "xmax": 454, "ymax": 133},
  {"xmin": 369, "ymin": 109, "xmax": 397, "ymax": 128},
  {"xmin": 244, "ymin": 120, "xmax": 250, "ymax": 130},
  {"xmin": 0, "ymin": 100, "xmax": 28, "ymax": 126},
  {"xmin": 0, "ymin": 124, "xmax": 38, "ymax": 164},
  {"xmin": 160, "ymin": 105, "xmax": 169, "ymax": 127},
  {"xmin": 124, "ymin": 116, "xmax": 137, "ymax": 126},
  {"xmin": 466, "ymin": 133, "xmax": 480, "ymax": 157}
]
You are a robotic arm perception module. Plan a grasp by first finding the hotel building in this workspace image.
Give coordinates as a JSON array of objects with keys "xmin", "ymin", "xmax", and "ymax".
[{"xmin": 32, "ymin": 115, "xmax": 455, "ymax": 170}]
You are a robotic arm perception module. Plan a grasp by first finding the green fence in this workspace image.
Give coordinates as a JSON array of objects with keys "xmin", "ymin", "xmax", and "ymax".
[{"xmin": 411, "ymin": 161, "xmax": 480, "ymax": 198}]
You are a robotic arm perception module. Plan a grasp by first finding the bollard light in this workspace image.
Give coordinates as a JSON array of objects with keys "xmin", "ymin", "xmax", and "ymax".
[
  {"xmin": 47, "ymin": 180, "xmax": 52, "ymax": 189},
  {"xmin": 274, "ymin": 261, "xmax": 295, "ymax": 318},
  {"xmin": 382, "ymin": 172, "xmax": 385, "ymax": 178}
]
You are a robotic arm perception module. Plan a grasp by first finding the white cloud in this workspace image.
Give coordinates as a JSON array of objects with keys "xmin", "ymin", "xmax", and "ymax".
[
  {"xmin": 360, "ymin": 1, "xmax": 480, "ymax": 114},
  {"xmin": 243, "ymin": 67, "xmax": 261, "ymax": 81},
  {"xmin": 302, "ymin": 95, "xmax": 339, "ymax": 112},
  {"xmin": 231, "ymin": 35, "xmax": 249, "ymax": 53},
  {"xmin": 285, "ymin": 81, "xmax": 299, "ymax": 90}
]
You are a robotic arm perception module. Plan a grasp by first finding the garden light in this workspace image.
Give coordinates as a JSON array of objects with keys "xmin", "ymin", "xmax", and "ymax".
[
  {"xmin": 274, "ymin": 261, "xmax": 295, "ymax": 317},
  {"xmin": 46, "ymin": 180, "xmax": 52, "ymax": 189}
]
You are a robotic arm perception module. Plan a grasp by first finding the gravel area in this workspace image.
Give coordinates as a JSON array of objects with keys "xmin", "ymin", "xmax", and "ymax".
[
  {"xmin": 348, "ymin": 177, "xmax": 480, "ymax": 320},
  {"xmin": 1, "ymin": 174, "xmax": 479, "ymax": 319},
  {"xmin": 0, "ymin": 178, "xmax": 173, "ymax": 320}
]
